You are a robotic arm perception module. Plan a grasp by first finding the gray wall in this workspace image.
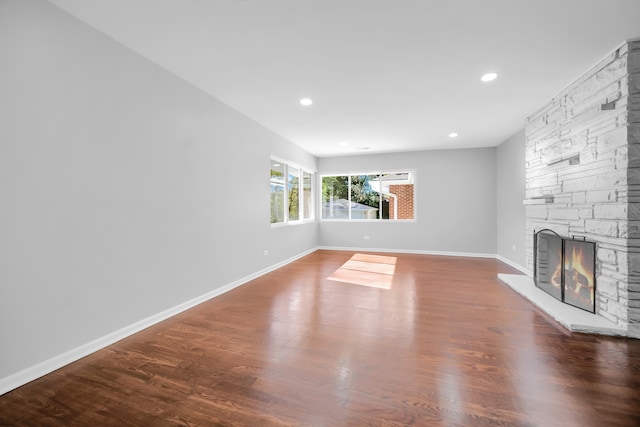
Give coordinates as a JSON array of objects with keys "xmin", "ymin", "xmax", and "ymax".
[
  {"xmin": 0, "ymin": 0, "xmax": 531, "ymax": 389},
  {"xmin": 318, "ymin": 148, "xmax": 497, "ymax": 255},
  {"xmin": 496, "ymin": 130, "xmax": 526, "ymax": 270},
  {"xmin": 0, "ymin": 0, "xmax": 317, "ymax": 380}
]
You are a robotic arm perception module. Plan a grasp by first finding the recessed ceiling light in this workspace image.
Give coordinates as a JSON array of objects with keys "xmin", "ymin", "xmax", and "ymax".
[
  {"xmin": 300, "ymin": 98, "xmax": 313, "ymax": 106},
  {"xmin": 448, "ymin": 132, "xmax": 458, "ymax": 138},
  {"xmin": 340, "ymin": 141, "xmax": 350, "ymax": 146},
  {"xmin": 481, "ymin": 72, "xmax": 498, "ymax": 82},
  {"xmin": 358, "ymin": 147, "xmax": 370, "ymax": 150}
]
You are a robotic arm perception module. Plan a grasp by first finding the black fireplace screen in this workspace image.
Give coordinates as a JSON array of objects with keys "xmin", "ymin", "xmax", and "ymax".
[{"xmin": 534, "ymin": 229, "xmax": 596, "ymax": 313}]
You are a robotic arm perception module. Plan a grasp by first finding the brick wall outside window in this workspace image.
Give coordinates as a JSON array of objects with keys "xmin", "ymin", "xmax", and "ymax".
[{"xmin": 389, "ymin": 184, "xmax": 414, "ymax": 219}]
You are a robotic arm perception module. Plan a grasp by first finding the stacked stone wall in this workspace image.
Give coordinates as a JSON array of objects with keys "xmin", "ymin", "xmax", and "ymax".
[
  {"xmin": 627, "ymin": 41, "xmax": 640, "ymax": 337},
  {"xmin": 525, "ymin": 40, "xmax": 640, "ymax": 336}
]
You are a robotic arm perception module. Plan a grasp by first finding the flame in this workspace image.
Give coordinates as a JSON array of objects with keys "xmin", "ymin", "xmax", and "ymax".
[{"xmin": 565, "ymin": 244, "xmax": 594, "ymax": 304}]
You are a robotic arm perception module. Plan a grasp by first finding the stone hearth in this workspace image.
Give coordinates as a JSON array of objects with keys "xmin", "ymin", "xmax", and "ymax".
[{"xmin": 499, "ymin": 274, "xmax": 625, "ymax": 335}]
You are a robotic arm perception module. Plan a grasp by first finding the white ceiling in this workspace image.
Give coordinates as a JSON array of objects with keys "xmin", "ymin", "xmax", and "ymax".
[{"xmin": 49, "ymin": 0, "xmax": 640, "ymax": 157}]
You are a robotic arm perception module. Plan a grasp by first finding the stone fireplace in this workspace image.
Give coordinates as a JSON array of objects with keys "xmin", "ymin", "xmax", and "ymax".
[{"xmin": 502, "ymin": 39, "xmax": 640, "ymax": 338}]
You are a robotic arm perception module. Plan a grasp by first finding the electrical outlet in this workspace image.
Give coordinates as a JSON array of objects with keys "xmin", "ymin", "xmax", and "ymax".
[{"xmin": 264, "ymin": 250, "xmax": 269, "ymax": 256}]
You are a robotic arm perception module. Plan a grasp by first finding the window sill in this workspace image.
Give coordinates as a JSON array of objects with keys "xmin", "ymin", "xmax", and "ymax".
[
  {"xmin": 270, "ymin": 219, "xmax": 316, "ymax": 228},
  {"xmin": 320, "ymin": 219, "xmax": 416, "ymax": 223}
]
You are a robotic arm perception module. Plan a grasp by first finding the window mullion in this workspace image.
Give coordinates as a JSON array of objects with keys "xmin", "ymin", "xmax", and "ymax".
[
  {"xmin": 283, "ymin": 164, "xmax": 289, "ymax": 223},
  {"xmin": 348, "ymin": 175, "xmax": 352, "ymax": 220},
  {"xmin": 298, "ymin": 169, "xmax": 302, "ymax": 221},
  {"xmin": 378, "ymin": 173, "xmax": 382, "ymax": 221}
]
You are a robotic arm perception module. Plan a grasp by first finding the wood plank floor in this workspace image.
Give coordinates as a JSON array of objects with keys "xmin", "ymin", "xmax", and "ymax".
[{"xmin": 1, "ymin": 250, "xmax": 640, "ymax": 426}]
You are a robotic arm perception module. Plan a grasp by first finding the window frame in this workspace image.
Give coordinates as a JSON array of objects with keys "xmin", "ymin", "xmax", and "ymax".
[
  {"xmin": 270, "ymin": 156, "xmax": 316, "ymax": 227},
  {"xmin": 320, "ymin": 170, "xmax": 416, "ymax": 222}
]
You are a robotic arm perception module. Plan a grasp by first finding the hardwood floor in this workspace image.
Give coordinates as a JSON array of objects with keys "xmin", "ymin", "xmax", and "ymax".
[{"xmin": 1, "ymin": 250, "xmax": 640, "ymax": 426}]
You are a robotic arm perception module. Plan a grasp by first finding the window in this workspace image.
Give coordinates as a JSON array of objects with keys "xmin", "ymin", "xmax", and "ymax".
[
  {"xmin": 321, "ymin": 171, "xmax": 415, "ymax": 220},
  {"xmin": 288, "ymin": 165, "xmax": 300, "ymax": 220},
  {"xmin": 302, "ymin": 171, "xmax": 312, "ymax": 219},
  {"xmin": 270, "ymin": 158, "xmax": 315, "ymax": 224},
  {"xmin": 270, "ymin": 161, "xmax": 285, "ymax": 223}
]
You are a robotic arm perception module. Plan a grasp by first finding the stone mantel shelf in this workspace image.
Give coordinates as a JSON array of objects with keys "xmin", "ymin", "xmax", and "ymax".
[
  {"xmin": 498, "ymin": 274, "xmax": 626, "ymax": 336},
  {"xmin": 522, "ymin": 195, "xmax": 554, "ymax": 205}
]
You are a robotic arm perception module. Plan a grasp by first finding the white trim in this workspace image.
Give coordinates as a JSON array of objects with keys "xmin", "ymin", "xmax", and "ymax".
[
  {"xmin": 270, "ymin": 155, "xmax": 316, "ymax": 176},
  {"xmin": 319, "ymin": 218, "xmax": 417, "ymax": 223},
  {"xmin": 496, "ymin": 255, "xmax": 531, "ymax": 276},
  {"xmin": 317, "ymin": 245, "xmax": 496, "ymax": 259},
  {"xmin": 270, "ymin": 218, "xmax": 316, "ymax": 228},
  {"xmin": 0, "ymin": 247, "xmax": 316, "ymax": 396}
]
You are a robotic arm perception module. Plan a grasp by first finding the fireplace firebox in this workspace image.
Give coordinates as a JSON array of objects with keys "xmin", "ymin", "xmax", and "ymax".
[{"xmin": 534, "ymin": 229, "xmax": 596, "ymax": 313}]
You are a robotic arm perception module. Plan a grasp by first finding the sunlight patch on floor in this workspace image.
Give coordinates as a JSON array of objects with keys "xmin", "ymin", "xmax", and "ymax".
[{"xmin": 327, "ymin": 253, "xmax": 397, "ymax": 289}]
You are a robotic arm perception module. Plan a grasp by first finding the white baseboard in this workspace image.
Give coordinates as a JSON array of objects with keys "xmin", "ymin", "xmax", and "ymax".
[
  {"xmin": 0, "ymin": 247, "xmax": 316, "ymax": 396},
  {"xmin": 317, "ymin": 245, "xmax": 496, "ymax": 259},
  {"xmin": 0, "ymin": 246, "xmax": 527, "ymax": 396},
  {"xmin": 495, "ymin": 255, "xmax": 531, "ymax": 276}
]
